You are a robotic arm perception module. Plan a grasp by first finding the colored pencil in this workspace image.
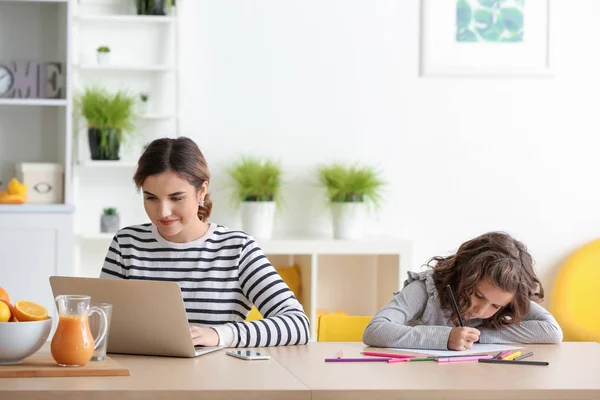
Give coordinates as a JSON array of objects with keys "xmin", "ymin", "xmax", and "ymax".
[
  {"xmin": 388, "ymin": 357, "xmax": 437, "ymax": 363},
  {"xmin": 436, "ymin": 355, "xmax": 493, "ymax": 363},
  {"xmin": 513, "ymin": 351, "xmax": 533, "ymax": 361},
  {"xmin": 498, "ymin": 350, "xmax": 514, "ymax": 359},
  {"xmin": 361, "ymin": 351, "xmax": 415, "ymax": 359},
  {"xmin": 325, "ymin": 357, "xmax": 392, "ymax": 362},
  {"xmin": 504, "ymin": 351, "xmax": 522, "ymax": 361},
  {"xmin": 479, "ymin": 359, "xmax": 549, "ymax": 366}
]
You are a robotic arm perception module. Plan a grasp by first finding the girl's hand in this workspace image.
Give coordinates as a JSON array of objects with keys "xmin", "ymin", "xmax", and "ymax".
[
  {"xmin": 447, "ymin": 327, "xmax": 480, "ymax": 351},
  {"xmin": 190, "ymin": 326, "xmax": 219, "ymax": 347}
]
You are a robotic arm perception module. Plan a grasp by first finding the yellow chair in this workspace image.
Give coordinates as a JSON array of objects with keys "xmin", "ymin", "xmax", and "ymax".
[
  {"xmin": 317, "ymin": 314, "xmax": 372, "ymax": 342},
  {"xmin": 550, "ymin": 239, "xmax": 600, "ymax": 342},
  {"xmin": 246, "ymin": 264, "xmax": 302, "ymax": 321}
]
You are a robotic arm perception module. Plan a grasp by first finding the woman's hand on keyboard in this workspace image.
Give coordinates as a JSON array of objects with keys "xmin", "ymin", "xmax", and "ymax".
[{"xmin": 190, "ymin": 325, "xmax": 219, "ymax": 347}]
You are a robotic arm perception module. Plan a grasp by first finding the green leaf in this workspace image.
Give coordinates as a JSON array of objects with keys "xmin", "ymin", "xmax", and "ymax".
[
  {"xmin": 501, "ymin": 30, "xmax": 523, "ymax": 42},
  {"xmin": 476, "ymin": 23, "xmax": 504, "ymax": 41},
  {"xmin": 477, "ymin": 0, "xmax": 501, "ymax": 8},
  {"xmin": 457, "ymin": 28, "xmax": 479, "ymax": 42},
  {"xmin": 474, "ymin": 9, "xmax": 493, "ymax": 28},
  {"xmin": 500, "ymin": 7, "xmax": 523, "ymax": 33},
  {"xmin": 456, "ymin": 0, "xmax": 472, "ymax": 29}
]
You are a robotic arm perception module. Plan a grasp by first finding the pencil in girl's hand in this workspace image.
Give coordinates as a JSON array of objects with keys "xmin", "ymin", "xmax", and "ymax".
[{"xmin": 446, "ymin": 285, "xmax": 464, "ymax": 326}]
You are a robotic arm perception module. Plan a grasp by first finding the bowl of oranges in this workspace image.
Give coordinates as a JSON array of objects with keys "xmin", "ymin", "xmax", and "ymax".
[{"xmin": 0, "ymin": 287, "xmax": 52, "ymax": 365}]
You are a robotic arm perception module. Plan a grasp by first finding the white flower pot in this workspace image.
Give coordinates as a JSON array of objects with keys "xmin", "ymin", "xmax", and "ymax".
[
  {"xmin": 241, "ymin": 201, "xmax": 275, "ymax": 239},
  {"xmin": 331, "ymin": 202, "xmax": 365, "ymax": 240},
  {"xmin": 100, "ymin": 214, "xmax": 120, "ymax": 233},
  {"xmin": 138, "ymin": 101, "xmax": 149, "ymax": 115},
  {"xmin": 96, "ymin": 52, "xmax": 110, "ymax": 65}
]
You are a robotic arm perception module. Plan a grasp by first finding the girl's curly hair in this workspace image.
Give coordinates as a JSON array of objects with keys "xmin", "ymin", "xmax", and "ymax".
[{"xmin": 429, "ymin": 231, "xmax": 543, "ymax": 329}]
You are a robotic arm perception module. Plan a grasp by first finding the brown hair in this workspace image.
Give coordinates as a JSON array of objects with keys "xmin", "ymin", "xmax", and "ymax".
[
  {"xmin": 429, "ymin": 231, "xmax": 543, "ymax": 329},
  {"xmin": 133, "ymin": 137, "xmax": 213, "ymax": 222}
]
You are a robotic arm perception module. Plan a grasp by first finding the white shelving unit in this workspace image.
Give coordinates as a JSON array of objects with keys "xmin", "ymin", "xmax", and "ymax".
[
  {"xmin": 0, "ymin": 99, "xmax": 68, "ymax": 106},
  {"xmin": 74, "ymin": 64, "xmax": 174, "ymax": 71},
  {"xmin": 0, "ymin": 0, "xmax": 73, "ymax": 328},
  {"xmin": 71, "ymin": 0, "xmax": 180, "ymax": 276},
  {"xmin": 75, "ymin": 160, "xmax": 138, "ymax": 169},
  {"xmin": 0, "ymin": 204, "xmax": 74, "ymax": 213},
  {"xmin": 265, "ymin": 237, "xmax": 412, "ymax": 340},
  {"xmin": 74, "ymin": 14, "xmax": 176, "ymax": 24}
]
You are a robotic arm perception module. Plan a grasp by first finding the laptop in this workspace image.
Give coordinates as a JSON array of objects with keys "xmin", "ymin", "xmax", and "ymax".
[{"xmin": 49, "ymin": 276, "xmax": 224, "ymax": 358}]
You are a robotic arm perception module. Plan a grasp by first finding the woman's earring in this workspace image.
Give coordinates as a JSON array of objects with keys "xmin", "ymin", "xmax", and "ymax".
[{"xmin": 199, "ymin": 200, "xmax": 205, "ymax": 208}]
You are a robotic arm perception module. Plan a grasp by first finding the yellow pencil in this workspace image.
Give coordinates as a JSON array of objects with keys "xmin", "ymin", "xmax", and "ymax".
[{"xmin": 504, "ymin": 351, "xmax": 522, "ymax": 361}]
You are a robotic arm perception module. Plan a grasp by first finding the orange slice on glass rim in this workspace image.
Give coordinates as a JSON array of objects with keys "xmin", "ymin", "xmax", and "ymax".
[{"xmin": 13, "ymin": 300, "xmax": 48, "ymax": 321}]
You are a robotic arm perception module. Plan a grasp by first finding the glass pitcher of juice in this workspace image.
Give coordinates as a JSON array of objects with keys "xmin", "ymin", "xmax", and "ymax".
[{"xmin": 51, "ymin": 295, "xmax": 108, "ymax": 367}]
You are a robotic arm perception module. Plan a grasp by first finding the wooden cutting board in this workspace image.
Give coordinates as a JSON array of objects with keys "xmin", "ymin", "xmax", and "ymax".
[{"xmin": 0, "ymin": 351, "xmax": 130, "ymax": 378}]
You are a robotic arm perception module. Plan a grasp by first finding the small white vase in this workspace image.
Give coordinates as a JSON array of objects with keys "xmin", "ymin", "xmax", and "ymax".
[
  {"xmin": 241, "ymin": 201, "xmax": 276, "ymax": 239},
  {"xmin": 138, "ymin": 101, "xmax": 149, "ymax": 115},
  {"xmin": 96, "ymin": 52, "xmax": 110, "ymax": 65},
  {"xmin": 100, "ymin": 214, "xmax": 120, "ymax": 233},
  {"xmin": 331, "ymin": 202, "xmax": 365, "ymax": 240}
]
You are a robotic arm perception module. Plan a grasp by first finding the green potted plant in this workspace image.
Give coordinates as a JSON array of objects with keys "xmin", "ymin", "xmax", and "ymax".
[
  {"xmin": 96, "ymin": 46, "xmax": 110, "ymax": 65},
  {"xmin": 135, "ymin": 0, "xmax": 174, "ymax": 15},
  {"xmin": 100, "ymin": 207, "xmax": 120, "ymax": 233},
  {"xmin": 226, "ymin": 157, "xmax": 283, "ymax": 239},
  {"xmin": 77, "ymin": 86, "xmax": 137, "ymax": 161},
  {"xmin": 317, "ymin": 163, "xmax": 386, "ymax": 239}
]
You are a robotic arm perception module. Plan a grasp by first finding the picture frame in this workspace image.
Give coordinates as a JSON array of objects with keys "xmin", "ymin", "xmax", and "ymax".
[{"xmin": 420, "ymin": 0, "xmax": 553, "ymax": 77}]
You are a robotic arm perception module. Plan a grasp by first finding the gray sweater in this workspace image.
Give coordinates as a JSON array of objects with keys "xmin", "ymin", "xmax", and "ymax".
[{"xmin": 363, "ymin": 270, "xmax": 563, "ymax": 349}]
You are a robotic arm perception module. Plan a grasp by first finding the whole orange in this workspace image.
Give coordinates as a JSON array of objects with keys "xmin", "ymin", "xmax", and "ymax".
[
  {"xmin": 0, "ymin": 287, "xmax": 9, "ymax": 303},
  {"xmin": 0, "ymin": 300, "xmax": 17, "ymax": 322},
  {"xmin": 0, "ymin": 302, "xmax": 10, "ymax": 323}
]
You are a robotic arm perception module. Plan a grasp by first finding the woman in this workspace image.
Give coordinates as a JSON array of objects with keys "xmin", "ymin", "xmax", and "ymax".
[{"xmin": 100, "ymin": 137, "xmax": 310, "ymax": 348}]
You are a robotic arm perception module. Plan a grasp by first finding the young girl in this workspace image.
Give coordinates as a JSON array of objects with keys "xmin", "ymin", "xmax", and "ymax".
[
  {"xmin": 363, "ymin": 232, "xmax": 563, "ymax": 350},
  {"xmin": 100, "ymin": 137, "xmax": 309, "ymax": 348}
]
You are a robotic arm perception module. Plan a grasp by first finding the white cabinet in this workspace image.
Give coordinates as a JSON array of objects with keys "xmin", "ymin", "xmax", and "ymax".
[
  {"xmin": 0, "ymin": 213, "xmax": 73, "ymax": 330},
  {"xmin": 0, "ymin": 0, "xmax": 75, "ymax": 324}
]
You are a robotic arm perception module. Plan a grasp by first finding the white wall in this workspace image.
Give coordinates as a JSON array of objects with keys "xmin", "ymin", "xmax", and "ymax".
[{"xmin": 179, "ymin": 0, "xmax": 600, "ymax": 301}]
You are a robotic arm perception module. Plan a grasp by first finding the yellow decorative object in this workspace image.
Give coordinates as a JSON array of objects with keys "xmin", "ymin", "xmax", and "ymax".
[
  {"xmin": 550, "ymin": 239, "xmax": 600, "ymax": 342},
  {"xmin": 317, "ymin": 314, "xmax": 372, "ymax": 342},
  {"xmin": 0, "ymin": 178, "xmax": 28, "ymax": 204},
  {"xmin": 246, "ymin": 306, "xmax": 263, "ymax": 321},
  {"xmin": 245, "ymin": 264, "xmax": 302, "ymax": 321},
  {"xmin": 276, "ymin": 264, "xmax": 301, "ymax": 298}
]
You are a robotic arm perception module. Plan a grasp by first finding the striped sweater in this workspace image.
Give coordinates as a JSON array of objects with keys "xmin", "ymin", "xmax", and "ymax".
[{"xmin": 100, "ymin": 222, "xmax": 310, "ymax": 348}]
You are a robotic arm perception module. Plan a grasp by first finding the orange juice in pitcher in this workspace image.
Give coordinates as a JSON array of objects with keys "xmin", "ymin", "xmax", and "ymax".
[{"xmin": 51, "ymin": 295, "xmax": 107, "ymax": 367}]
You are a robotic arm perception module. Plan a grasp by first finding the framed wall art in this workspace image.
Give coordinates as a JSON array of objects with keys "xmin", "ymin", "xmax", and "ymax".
[{"xmin": 420, "ymin": 0, "xmax": 553, "ymax": 77}]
